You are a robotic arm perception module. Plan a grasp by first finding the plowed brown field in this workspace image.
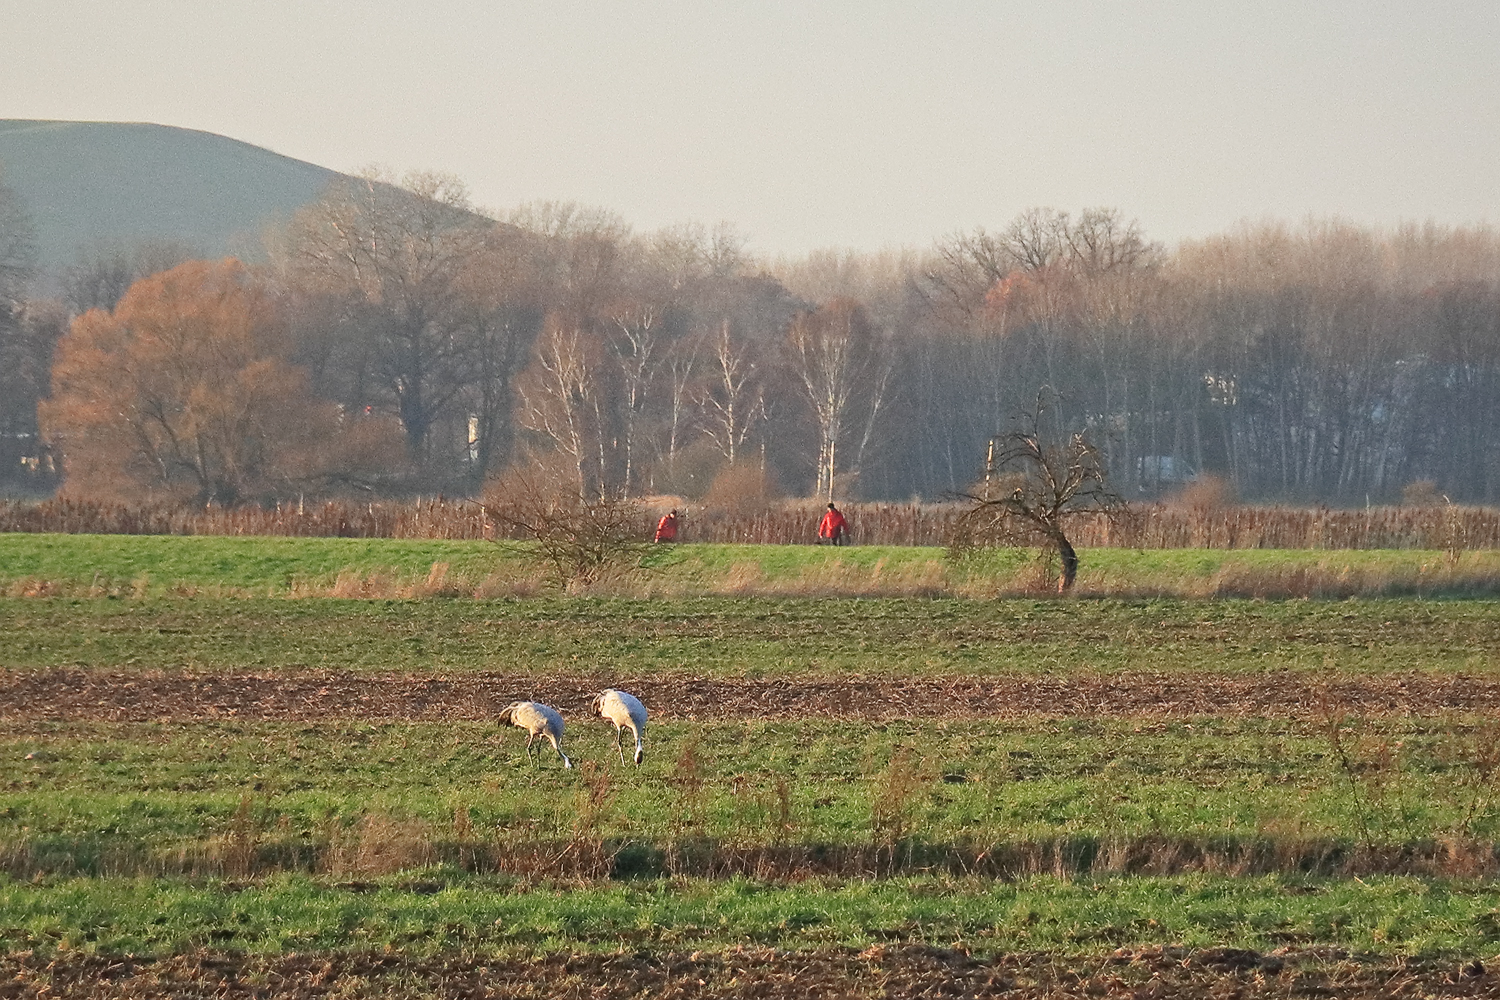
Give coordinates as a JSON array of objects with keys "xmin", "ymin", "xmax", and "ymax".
[
  {"xmin": 1, "ymin": 946, "xmax": 1496, "ymax": 999},
  {"xmin": 5, "ymin": 667, "xmax": 1499, "ymax": 723}
]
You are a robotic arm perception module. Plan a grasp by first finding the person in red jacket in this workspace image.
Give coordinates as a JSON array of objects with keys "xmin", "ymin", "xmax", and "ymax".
[
  {"xmin": 818, "ymin": 502, "xmax": 848, "ymax": 546},
  {"xmin": 654, "ymin": 509, "xmax": 679, "ymax": 543}
]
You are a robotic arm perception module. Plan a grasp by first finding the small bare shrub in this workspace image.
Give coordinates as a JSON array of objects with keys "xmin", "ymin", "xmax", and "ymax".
[
  {"xmin": 482, "ymin": 470, "xmax": 648, "ymax": 589},
  {"xmin": 1436, "ymin": 721, "xmax": 1500, "ymax": 839},
  {"xmin": 767, "ymin": 775, "xmax": 794, "ymax": 847},
  {"xmin": 702, "ymin": 463, "xmax": 782, "ymax": 519},
  {"xmin": 1403, "ymin": 479, "xmax": 1444, "ymax": 507},
  {"xmin": 1172, "ymin": 474, "xmax": 1237, "ymax": 513},
  {"xmin": 1316, "ymin": 689, "xmax": 1403, "ymax": 854}
]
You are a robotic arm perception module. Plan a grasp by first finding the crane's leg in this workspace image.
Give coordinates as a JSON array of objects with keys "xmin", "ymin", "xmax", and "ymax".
[
  {"xmin": 525, "ymin": 731, "xmax": 536, "ymax": 766},
  {"xmin": 614, "ymin": 726, "xmax": 626, "ymax": 765}
]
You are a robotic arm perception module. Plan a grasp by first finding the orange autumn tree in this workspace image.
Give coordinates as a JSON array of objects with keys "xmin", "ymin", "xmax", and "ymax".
[{"xmin": 42, "ymin": 259, "xmax": 392, "ymax": 504}]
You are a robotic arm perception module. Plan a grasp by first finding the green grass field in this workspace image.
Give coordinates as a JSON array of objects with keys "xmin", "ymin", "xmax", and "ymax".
[
  {"xmin": 7, "ymin": 716, "xmax": 1500, "ymax": 877},
  {"xmin": 5, "ymin": 532, "xmax": 1500, "ymax": 598},
  {"xmin": 5, "ymin": 533, "xmax": 1500, "ymax": 993},
  {"xmin": 6, "ymin": 873, "xmax": 1498, "ymax": 957}
]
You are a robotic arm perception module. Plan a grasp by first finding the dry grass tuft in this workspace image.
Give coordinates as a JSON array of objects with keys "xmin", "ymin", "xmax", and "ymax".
[{"xmin": 326, "ymin": 814, "xmax": 437, "ymax": 876}]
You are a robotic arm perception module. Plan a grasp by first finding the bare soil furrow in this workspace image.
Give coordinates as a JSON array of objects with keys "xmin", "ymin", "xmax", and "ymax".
[{"xmin": 4, "ymin": 667, "xmax": 1499, "ymax": 722}]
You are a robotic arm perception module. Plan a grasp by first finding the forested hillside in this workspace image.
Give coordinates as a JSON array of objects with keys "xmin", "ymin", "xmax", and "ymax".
[{"xmin": 3, "ymin": 139, "xmax": 1499, "ymax": 505}]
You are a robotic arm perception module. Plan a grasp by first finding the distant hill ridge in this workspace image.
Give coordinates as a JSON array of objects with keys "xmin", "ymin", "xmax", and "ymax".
[{"xmin": 0, "ymin": 120, "xmax": 344, "ymax": 280}]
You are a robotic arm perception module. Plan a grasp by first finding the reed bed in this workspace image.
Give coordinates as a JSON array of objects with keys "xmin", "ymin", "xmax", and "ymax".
[{"xmin": 6, "ymin": 497, "xmax": 1500, "ymax": 549}]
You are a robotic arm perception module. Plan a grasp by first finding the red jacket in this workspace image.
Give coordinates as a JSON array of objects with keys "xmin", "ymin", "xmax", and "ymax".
[
  {"xmin": 654, "ymin": 513, "xmax": 679, "ymax": 542},
  {"xmin": 818, "ymin": 508, "xmax": 848, "ymax": 539}
]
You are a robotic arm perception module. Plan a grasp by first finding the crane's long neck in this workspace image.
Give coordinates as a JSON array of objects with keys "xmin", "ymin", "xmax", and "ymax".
[{"xmin": 546, "ymin": 732, "xmax": 572, "ymax": 769}]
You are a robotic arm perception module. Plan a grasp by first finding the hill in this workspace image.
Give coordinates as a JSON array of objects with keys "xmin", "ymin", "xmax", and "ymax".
[{"xmin": 0, "ymin": 120, "xmax": 341, "ymax": 279}]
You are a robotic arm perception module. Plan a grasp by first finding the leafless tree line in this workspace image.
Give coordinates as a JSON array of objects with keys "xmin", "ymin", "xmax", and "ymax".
[
  {"xmin": 6, "ymin": 169, "xmax": 1500, "ymax": 504},
  {"xmin": 895, "ymin": 212, "xmax": 1500, "ymax": 503}
]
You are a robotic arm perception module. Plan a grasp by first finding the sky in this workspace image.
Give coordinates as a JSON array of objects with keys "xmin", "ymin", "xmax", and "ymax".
[{"xmin": 4, "ymin": 0, "xmax": 1498, "ymax": 255}]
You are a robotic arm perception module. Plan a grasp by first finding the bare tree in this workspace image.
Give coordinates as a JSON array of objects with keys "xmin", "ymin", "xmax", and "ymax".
[
  {"xmin": 506, "ymin": 201, "xmax": 632, "ymax": 317},
  {"xmin": 461, "ymin": 303, "xmax": 539, "ymax": 485},
  {"xmin": 786, "ymin": 298, "xmax": 892, "ymax": 498},
  {"xmin": 482, "ymin": 468, "xmax": 647, "ymax": 589},
  {"xmin": 517, "ymin": 319, "xmax": 606, "ymax": 499},
  {"xmin": 954, "ymin": 397, "xmax": 1124, "ymax": 592},
  {"xmin": 286, "ymin": 170, "xmax": 493, "ymax": 461},
  {"xmin": 607, "ymin": 299, "xmax": 665, "ymax": 496},
  {"xmin": 61, "ymin": 241, "xmax": 193, "ymax": 315},
  {"xmin": 698, "ymin": 320, "xmax": 762, "ymax": 467},
  {"xmin": 660, "ymin": 329, "xmax": 703, "ymax": 481},
  {"xmin": 925, "ymin": 228, "xmax": 1010, "ymax": 321}
]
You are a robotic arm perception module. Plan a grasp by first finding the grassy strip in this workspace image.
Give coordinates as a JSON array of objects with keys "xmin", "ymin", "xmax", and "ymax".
[
  {"xmin": 0, "ymin": 534, "xmax": 526, "ymax": 596},
  {"xmin": 6, "ymin": 534, "xmax": 1500, "ymax": 598},
  {"xmin": 4, "ymin": 595, "xmax": 1499, "ymax": 676},
  {"xmin": 2, "ymin": 872, "xmax": 1498, "ymax": 958},
  {"xmin": 7, "ymin": 719, "xmax": 1500, "ymax": 879}
]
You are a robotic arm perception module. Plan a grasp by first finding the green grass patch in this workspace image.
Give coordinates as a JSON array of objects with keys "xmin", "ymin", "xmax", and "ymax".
[
  {"xmin": 3, "ymin": 872, "xmax": 1498, "ymax": 958},
  {"xmin": 6, "ymin": 717, "xmax": 1500, "ymax": 880},
  {"xmin": 0, "ymin": 534, "xmax": 526, "ymax": 596}
]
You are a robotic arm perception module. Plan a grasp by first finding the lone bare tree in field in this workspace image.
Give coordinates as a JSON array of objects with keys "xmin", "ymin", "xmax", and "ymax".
[
  {"xmin": 956, "ymin": 399, "xmax": 1123, "ymax": 592},
  {"xmin": 482, "ymin": 467, "xmax": 646, "ymax": 590}
]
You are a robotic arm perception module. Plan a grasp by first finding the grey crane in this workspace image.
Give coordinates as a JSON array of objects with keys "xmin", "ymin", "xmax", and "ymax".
[
  {"xmin": 497, "ymin": 701, "xmax": 572, "ymax": 768},
  {"xmin": 591, "ymin": 688, "xmax": 647, "ymax": 765}
]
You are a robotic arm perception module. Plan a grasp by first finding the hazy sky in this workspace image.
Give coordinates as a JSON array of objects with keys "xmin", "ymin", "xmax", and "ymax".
[{"xmin": 6, "ymin": 1, "xmax": 1498, "ymax": 254}]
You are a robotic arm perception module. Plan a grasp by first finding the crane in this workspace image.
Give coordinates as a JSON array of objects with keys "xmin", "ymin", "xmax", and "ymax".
[
  {"xmin": 497, "ymin": 701, "xmax": 572, "ymax": 768},
  {"xmin": 591, "ymin": 689, "xmax": 647, "ymax": 765}
]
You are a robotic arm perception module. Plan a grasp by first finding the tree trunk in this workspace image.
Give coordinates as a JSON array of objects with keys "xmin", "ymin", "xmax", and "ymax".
[{"xmin": 1055, "ymin": 531, "xmax": 1078, "ymax": 593}]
